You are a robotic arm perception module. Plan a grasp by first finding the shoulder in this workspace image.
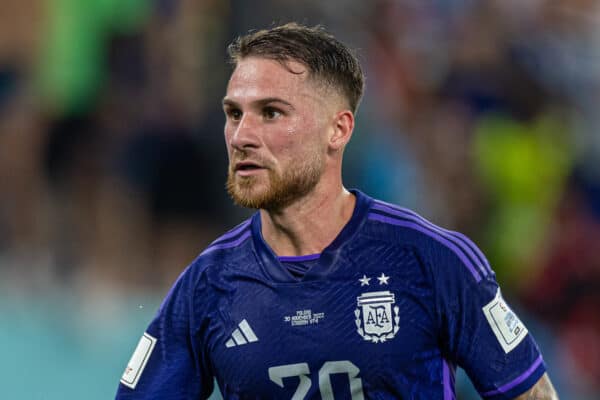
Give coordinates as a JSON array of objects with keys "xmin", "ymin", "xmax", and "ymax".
[
  {"xmin": 176, "ymin": 217, "xmax": 255, "ymax": 287},
  {"xmin": 366, "ymin": 198, "xmax": 492, "ymax": 283},
  {"xmin": 366, "ymin": 197, "xmax": 470, "ymax": 250},
  {"xmin": 199, "ymin": 217, "xmax": 254, "ymax": 260}
]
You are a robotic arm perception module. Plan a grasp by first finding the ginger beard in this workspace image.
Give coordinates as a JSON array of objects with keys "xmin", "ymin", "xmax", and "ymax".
[{"xmin": 226, "ymin": 149, "xmax": 325, "ymax": 210}]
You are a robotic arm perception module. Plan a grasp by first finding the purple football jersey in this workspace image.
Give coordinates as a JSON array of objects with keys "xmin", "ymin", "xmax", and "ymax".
[{"xmin": 116, "ymin": 190, "xmax": 545, "ymax": 399}]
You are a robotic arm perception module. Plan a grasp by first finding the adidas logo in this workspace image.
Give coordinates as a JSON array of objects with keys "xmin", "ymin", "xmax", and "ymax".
[{"xmin": 225, "ymin": 319, "xmax": 259, "ymax": 348}]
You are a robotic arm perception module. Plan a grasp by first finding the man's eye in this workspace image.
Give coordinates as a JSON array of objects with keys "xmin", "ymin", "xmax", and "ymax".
[
  {"xmin": 227, "ymin": 109, "xmax": 242, "ymax": 120},
  {"xmin": 263, "ymin": 107, "xmax": 282, "ymax": 120}
]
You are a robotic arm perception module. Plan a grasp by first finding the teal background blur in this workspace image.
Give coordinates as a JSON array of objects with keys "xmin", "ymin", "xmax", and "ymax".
[{"xmin": 1, "ymin": 0, "xmax": 599, "ymax": 399}]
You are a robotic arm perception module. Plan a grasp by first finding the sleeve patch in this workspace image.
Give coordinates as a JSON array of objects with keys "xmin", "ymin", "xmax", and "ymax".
[
  {"xmin": 482, "ymin": 289, "xmax": 528, "ymax": 354},
  {"xmin": 120, "ymin": 332, "xmax": 157, "ymax": 389}
]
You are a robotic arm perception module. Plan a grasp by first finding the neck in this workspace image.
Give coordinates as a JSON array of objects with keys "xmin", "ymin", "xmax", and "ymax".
[{"xmin": 260, "ymin": 185, "xmax": 356, "ymax": 257}]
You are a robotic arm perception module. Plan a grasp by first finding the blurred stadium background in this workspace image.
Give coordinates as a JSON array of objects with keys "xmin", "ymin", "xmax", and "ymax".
[{"xmin": 1, "ymin": 0, "xmax": 599, "ymax": 398}]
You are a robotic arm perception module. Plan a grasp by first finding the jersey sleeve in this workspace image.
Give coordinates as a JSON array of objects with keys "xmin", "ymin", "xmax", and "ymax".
[
  {"xmin": 430, "ymin": 237, "xmax": 546, "ymax": 400},
  {"xmin": 115, "ymin": 265, "xmax": 214, "ymax": 400}
]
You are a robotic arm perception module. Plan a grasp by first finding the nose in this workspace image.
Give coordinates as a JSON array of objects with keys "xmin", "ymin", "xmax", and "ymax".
[{"xmin": 229, "ymin": 114, "xmax": 260, "ymax": 151}]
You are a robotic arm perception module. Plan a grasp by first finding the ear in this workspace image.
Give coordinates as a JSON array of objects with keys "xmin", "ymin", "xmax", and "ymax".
[{"xmin": 329, "ymin": 110, "xmax": 354, "ymax": 151}]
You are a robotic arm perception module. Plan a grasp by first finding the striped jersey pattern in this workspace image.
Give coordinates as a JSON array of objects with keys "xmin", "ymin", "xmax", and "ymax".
[{"xmin": 368, "ymin": 200, "xmax": 493, "ymax": 282}]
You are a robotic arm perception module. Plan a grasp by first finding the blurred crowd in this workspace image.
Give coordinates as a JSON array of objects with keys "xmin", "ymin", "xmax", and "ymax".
[{"xmin": 0, "ymin": 0, "xmax": 599, "ymax": 399}]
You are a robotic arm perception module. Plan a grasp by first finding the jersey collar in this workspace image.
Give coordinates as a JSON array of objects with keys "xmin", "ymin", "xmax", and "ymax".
[{"xmin": 250, "ymin": 189, "xmax": 373, "ymax": 283}]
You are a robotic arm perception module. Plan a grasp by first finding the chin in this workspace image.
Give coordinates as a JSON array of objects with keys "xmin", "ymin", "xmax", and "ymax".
[
  {"xmin": 226, "ymin": 162, "xmax": 323, "ymax": 210},
  {"xmin": 227, "ymin": 180, "xmax": 270, "ymax": 209}
]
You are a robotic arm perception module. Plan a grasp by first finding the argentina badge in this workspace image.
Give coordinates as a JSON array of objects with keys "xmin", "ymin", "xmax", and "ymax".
[{"xmin": 355, "ymin": 291, "xmax": 399, "ymax": 343}]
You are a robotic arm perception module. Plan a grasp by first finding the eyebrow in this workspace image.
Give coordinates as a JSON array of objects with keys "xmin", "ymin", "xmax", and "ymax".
[{"xmin": 222, "ymin": 97, "xmax": 294, "ymax": 109}]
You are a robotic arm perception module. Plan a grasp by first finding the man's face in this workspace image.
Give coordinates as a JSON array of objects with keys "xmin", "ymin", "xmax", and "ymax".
[{"xmin": 223, "ymin": 57, "xmax": 331, "ymax": 210}]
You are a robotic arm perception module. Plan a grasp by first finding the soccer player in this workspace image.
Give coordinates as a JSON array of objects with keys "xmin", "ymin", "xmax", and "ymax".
[{"xmin": 116, "ymin": 23, "xmax": 558, "ymax": 399}]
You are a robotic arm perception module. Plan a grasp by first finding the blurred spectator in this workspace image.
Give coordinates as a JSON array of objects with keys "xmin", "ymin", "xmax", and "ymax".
[{"xmin": 523, "ymin": 169, "xmax": 600, "ymax": 397}]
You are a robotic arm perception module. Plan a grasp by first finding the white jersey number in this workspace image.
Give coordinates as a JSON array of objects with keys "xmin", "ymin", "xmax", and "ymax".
[
  {"xmin": 268, "ymin": 360, "xmax": 364, "ymax": 400},
  {"xmin": 269, "ymin": 363, "xmax": 311, "ymax": 400}
]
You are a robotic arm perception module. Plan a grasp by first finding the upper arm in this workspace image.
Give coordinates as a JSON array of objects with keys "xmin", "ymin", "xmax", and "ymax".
[
  {"xmin": 115, "ymin": 266, "xmax": 214, "ymax": 399},
  {"xmin": 429, "ymin": 237, "xmax": 547, "ymax": 398},
  {"xmin": 513, "ymin": 373, "xmax": 558, "ymax": 400}
]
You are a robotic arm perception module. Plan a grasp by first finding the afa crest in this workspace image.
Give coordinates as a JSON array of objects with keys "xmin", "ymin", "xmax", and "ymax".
[{"xmin": 355, "ymin": 291, "xmax": 399, "ymax": 343}]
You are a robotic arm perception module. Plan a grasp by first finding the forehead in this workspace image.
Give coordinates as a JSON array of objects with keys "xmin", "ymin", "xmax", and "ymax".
[{"xmin": 226, "ymin": 57, "xmax": 316, "ymax": 102}]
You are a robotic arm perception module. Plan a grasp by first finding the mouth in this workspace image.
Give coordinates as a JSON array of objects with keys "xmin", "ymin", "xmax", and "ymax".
[{"xmin": 234, "ymin": 161, "xmax": 266, "ymax": 176}]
